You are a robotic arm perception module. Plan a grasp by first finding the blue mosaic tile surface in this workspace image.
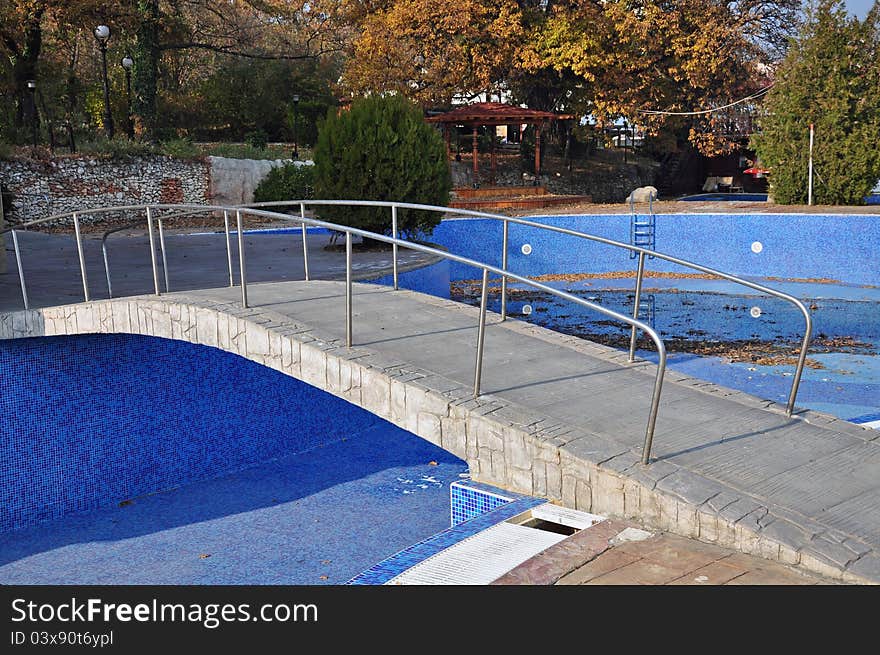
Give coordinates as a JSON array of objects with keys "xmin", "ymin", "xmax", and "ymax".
[
  {"xmin": 850, "ymin": 412, "xmax": 880, "ymax": 425},
  {"xmin": 0, "ymin": 333, "xmax": 388, "ymax": 533},
  {"xmin": 346, "ymin": 494, "xmax": 546, "ymax": 585},
  {"xmin": 450, "ymin": 480, "xmax": 514, "ymax": 526}
]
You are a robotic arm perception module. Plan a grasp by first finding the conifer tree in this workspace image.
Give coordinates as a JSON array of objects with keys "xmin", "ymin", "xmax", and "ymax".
[
  {"xmin": 752, "ymin": 0, "xmax": 880, "ymax": 205},
  {"xmin": 313, "ymin": 95, "xmax": 451, "ymax": 238}
]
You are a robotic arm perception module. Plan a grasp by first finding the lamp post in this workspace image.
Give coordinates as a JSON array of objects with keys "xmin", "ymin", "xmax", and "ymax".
[
  {"xmin": 121, "ymin": 55, "xmax": 134, "ymax": 139},
  {"xmin": 26, "ymin": 79, "xmax": 37, "ymax": 148},
  {"xmin": 94, "ymin": 25, "xmax": 114, "ymax": 139},
  {"xmin": 292, "ymin": 94, "xmax": 300, "ymax": 159}
]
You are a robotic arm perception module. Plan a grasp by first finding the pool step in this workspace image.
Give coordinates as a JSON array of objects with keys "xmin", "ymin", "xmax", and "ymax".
[{"xmin": 386, "ymin": 503, "xmax": 605, "ymax": 585}]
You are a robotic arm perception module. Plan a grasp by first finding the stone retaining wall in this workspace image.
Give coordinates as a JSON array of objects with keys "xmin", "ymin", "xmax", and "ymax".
[
  {"xmin": 0, "ymin": 293, "xmax": 872, "ymax": 584},
  {"xmin": 0, "ymin": 155, "xmax": 301, "ymax": 225},
  {"xmin": 0, "ymin": 156, "xmax": 210, "ymax": 224}
]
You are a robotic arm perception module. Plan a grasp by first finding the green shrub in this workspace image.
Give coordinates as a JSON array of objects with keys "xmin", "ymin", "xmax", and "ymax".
[
  {"xmin": 245, "ymin": 129, "xmax": 269, "ymax": 150},
  {"xmin": 161, "ymin": 137, "xmax": 201, "ymax": 159},
  {"xmin": 77, "ymin": 136, "xmax": 160, "ymax": 159},
  {"xmin": 312, "ymin": 95, "xmax": 451, "ymax": 238},
  {"xmin": 253, "ymin": 163, "xmax": 316, "ymax": 203}
]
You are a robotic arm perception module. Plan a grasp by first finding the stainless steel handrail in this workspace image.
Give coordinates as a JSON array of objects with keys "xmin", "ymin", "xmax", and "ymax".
[
  {"xmin": 242, "ymin": 199, "xmax": 813, "ymax": 420},
  {"xmin": 1, "ymin": 201, "xmax": 667, "ymax": 463}
]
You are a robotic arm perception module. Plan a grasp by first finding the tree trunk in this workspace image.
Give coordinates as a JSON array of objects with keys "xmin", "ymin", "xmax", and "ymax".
[
  {"xmin": 5, "ymin": 6, "xmax": 45, "ymax": 130},
  {"xmin": 132, "ymin": 0, "xmax": 160, "ymax": 139}
]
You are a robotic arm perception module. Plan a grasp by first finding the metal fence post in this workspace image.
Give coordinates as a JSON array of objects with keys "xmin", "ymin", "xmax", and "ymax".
[
  {"xmin": 300, "ymin": 203, "xmax": 310, "ymax": 281},
  {"xmin": 157, "ymin": 217, "xmax": 170, "ymax": 292},
  {"xmin": 11, "ymin": 230, "xmax": 29, "ymax": 309},
  {"xmin": 392, "ymin": 205, "xmax": 399, "ymax": 290},
  {"xmin": 145, "ymin": 207, "xmax": 161, "ymax": 296},
  {"xmin": 473, "ymin": 268, "xmax": 490, "ymax": 397},
  {"xmin": 786, "ymin": 311, "xmax": 813, "ymax": 416},
  {"xmin": 346, "ymin": 231, "xmax": 353, "ymax": 347},
  {"xmin": 628, "ymin": 250, "xmax": 646, "ymax": 362},
  {"xmin": 72, "ymin": 212, "xmax": 90, "ymax": 301},
  {"xmin": 223, "ymin": 210, "xmax": 234, "ymax": 287},
  {"xmin": 641, "ymin": 345, "xmax": 667, "ymax": 465},
  {"xmin": 101, "ymin": 238, "xmax": 113, "ymax": 298},
  {"xmin": 501, "ymin": 219, "xmax": 509, "ymax": 320},
  {"xmin": 236, "ymin": 209, "xmax": 248, "ymax": 308}
]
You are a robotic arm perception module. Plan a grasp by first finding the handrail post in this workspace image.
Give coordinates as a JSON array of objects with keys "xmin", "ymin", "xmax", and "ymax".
[
  {"xmin": 236, "ymin": 209, "xmax": 248, "ymax": 308},
  {"xmin": 157, "ymin": 217, "xmax": 170, "ymax": 292},
  {"xmin": 72, "ymin": 212, "xmax": 90, "ymax": 301},
  {"xmin": 786, "ymin": 307, "xmax": 813, "ymax": 416},
  {"xmin": 641, "ymin": 341, "xmax": 667, "ymax": 465},
  {"xmin": 473, "ymin": 268, "xmax": 490, "ymax": 397},
  {"xmin": 391, "ymin": 205, "xmax": 399, "ymax": 290},
  {"xmin": 11, "ymin": 229, "xmax": 29, "ymax": 310},
  {"xmin": 345, "ymin": 231, "xmax": 353, "ymax": 347},
  {"xmin": 300, "ymin": 203, "xmax": 310, "ymax": 281},
  {"xmin": 223, "ymin": 210, "xmax": 234, "ymax": 287},
  {"xmin": 628, "ymin": 250, "xmax": 646, "ymax": 362},
  {"xmin": 101, "ymin": 237, "xmax": 113, "ymax": 298},
  {"xmin": 145, "ymin": 207, "xmax": 161, "ymax": 296},
  {"xmin": 500, "ymin": 219, "xmax": 509, "ymax": 320}
]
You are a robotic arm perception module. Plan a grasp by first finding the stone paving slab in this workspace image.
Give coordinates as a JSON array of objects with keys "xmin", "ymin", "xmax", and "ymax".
[{"xmin": 547, "ymin": 528, "xmax": 835, "ymax": 585}]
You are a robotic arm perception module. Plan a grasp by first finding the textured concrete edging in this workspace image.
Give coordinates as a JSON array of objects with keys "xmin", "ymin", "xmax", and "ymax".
[{"xmin": 0, "ymin": 292, "xmax": 874, "ymax": 584}]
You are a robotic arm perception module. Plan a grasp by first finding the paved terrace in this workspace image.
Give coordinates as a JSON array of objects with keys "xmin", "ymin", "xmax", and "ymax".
[{"xmin": 3, "ymin": 274, "xmax": 878, "ymax": 584}]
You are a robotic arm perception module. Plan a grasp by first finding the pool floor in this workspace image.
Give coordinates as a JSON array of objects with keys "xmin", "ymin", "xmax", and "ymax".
[
  {"xmin": 0, "ymin": 424, "xmax": 468, "ymax": 585},
  {"xmin": 451, "ymin": 275, "xmax": 880, "ymax": 426}
]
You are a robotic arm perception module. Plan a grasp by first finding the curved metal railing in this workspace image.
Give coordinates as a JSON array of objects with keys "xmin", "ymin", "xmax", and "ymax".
[
  {"xmin": 1, "ymin": 201, "xmax": 667, "ymax": 462},
  {"xmin": 0, "ymin": 198, "xmax": 814, "ymax": 462},
  {"xmin": 237, "ymin": 199, "xmax": 813, "ymax": 422}
]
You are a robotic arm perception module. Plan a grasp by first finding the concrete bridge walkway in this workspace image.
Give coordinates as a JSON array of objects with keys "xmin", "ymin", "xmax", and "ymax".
[{"xmin": 157, "ymin": 278, "xmax": 879, "ymax": 584}]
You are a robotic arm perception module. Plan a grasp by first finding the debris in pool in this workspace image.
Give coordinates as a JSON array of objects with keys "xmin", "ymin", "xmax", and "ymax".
[
  {"xmin": 118, "ymin": 499, "xmax": 133, "ymax": 508},
  {"xmin": 199, "ymin": 554, "xmax": 211, "ymax": 559},
  {"xmin": 428, "ymin": 460, "xmax": 438, "ymax": 466}
]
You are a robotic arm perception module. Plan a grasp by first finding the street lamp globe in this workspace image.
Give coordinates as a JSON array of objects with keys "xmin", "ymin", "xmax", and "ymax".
[
  {"xmin": 121, "ymin": 56, "xmax": 133, "ymax": 70},
  {"xmin": 94, "ymin": 25, "xmax": 110, "ymax": 42},
  {"xmin": 94, "ymin": 25, "xmax": 114, "ymax": 138}
]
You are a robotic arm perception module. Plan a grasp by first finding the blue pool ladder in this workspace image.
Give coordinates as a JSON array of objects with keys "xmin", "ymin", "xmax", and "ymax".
[
  {"xmin": 630, "ymin": 192, "xmax": 656, "ymax": 327},
  {"xmin": 629, "ymin": 194, "xmax": 656, "ymax": 259}
]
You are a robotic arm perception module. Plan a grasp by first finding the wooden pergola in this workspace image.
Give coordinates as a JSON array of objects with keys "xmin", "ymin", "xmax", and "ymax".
[{"xmin": 426, "ymin": 102, "xmax": 575, "ymax": 186}]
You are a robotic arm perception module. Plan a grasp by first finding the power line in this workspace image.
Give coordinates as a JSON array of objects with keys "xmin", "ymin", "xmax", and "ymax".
[{"xmin": 635, "ymin": 84, "xmax": 774, "ymax": 116}]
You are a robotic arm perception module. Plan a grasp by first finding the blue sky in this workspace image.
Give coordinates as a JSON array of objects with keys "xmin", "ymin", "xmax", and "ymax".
[{"xmin": 845, "ymin": 0, "xmax": 874, "ymax": 17}]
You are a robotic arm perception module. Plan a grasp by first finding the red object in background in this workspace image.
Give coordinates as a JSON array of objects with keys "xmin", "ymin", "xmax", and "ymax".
[{"xmin": 743, "ymin": 167, "xmax": 770, "ymax": 176}]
